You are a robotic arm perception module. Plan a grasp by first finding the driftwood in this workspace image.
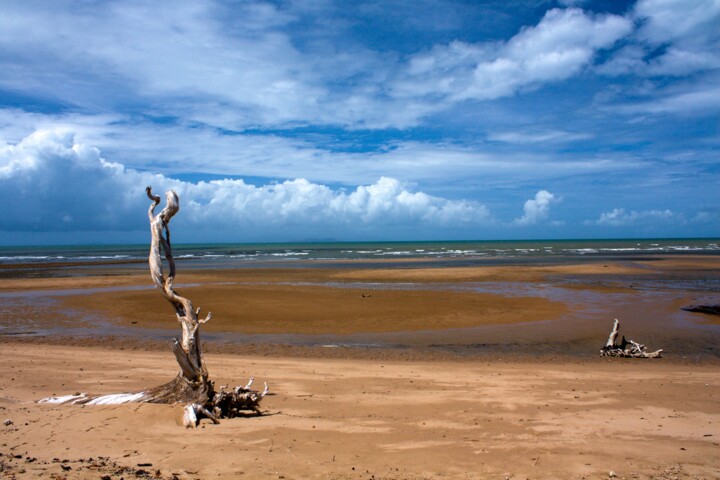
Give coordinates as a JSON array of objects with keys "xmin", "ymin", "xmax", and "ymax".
[
  {"xmin": 600, "ymin": 319, "xmax": 662, "ymax": 358},
  {"xmin": 40, "ymin": 187, "xmax": 267, "ymax": 426}
]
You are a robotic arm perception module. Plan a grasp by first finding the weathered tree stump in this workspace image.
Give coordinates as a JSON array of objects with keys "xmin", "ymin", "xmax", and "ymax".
[
  {"xmin": 40, "ymin": 187, "xmax": 267, "ymax": 427},
  {"xmin": 599, "ymin": 318, "xmax": 662, "ymax": 358}
]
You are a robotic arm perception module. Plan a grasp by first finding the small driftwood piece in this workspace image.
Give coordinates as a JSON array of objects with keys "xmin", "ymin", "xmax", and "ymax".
[
  {"xmin": 40, "ymin": 187, "xmax": 267, "ymax": 427},
  {"xmin": 600, "ymin": 319, "xmax": 663, "ymax": 358}
]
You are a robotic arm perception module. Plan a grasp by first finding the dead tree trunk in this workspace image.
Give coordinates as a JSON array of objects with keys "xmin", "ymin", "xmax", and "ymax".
[
  {"xmin": 40, "ymin": 187, "xmax": 267, "ymax": 427},
  {"xmin": 143, "ymin": 187, "xmax": 213, "ymax": 404},
  {"xmin": 600, "ymin": 319, "xmax": 663, "ymax": 358}
]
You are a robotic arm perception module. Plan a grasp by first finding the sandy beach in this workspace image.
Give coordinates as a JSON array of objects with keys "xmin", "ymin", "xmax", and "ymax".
[
  {"xmin": 1, "ymin": 255, "xmax": 720, "ymax": 478},
  {"xmin": 1, "ymin": 345, "xmax": 719, "ymax": 479}
]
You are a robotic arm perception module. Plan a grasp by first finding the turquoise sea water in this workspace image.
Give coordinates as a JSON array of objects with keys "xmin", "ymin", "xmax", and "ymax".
[{"xmin": 0, "ymin": 238, "xmax": 718, "ymax": 266}]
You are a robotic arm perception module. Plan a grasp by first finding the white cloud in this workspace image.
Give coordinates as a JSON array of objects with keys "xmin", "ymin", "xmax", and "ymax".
[
  {"xmin": 0, "ymin": 130, "xmax": 491, "ymax": 238},
  {"xmin": 488, "ymin": 130, "xmax": 594, "ymax": 144},
  {"xmin": 557, "ymin": 0, "xmax": 591, "ymax": 5},
  {"xmin": 598, "ymin": 44, "xmax": 720, "ymax": 77},
  {"xmin": 634, "ymin": 0, "xmax": 720, "ymax": 46},
  {"xmin": 514, "ymin": 190, "xmax": 559, "ymax": 225},
  {"xmin": 0, "ymin": 1, "xmax": 356, "ymax": 129},
  {"xmin": 0, "ymin": 2, "xmax": 636, "ymax": 130},
  {"xmin": 0, "ymin": 0, "xmax": 715, "ymax": 135},
  {"xmin": 392, "ymin": 8, "xmax": 632, "ymax": 103},
  {"xmin": 645, "ymin": 47, "xmax": 720, "ymax": 76},
  {"xmin": 610, "ymin": 83, "xmax": 720, "ymax": 115},
  {"xmin": 588, "ymin": 208, "xmax": 680, "ymax": 226},
  {"xmin": 596, "ymin": 44, "xmax": 647, "ymax": 75},
  {"xmin": 0, "ymin": 110, "xmax": 646, "ymax": 190},
  {"xmin": 0, "ymin": 3, "xmax": 715, "ymax": 242},
  {"xmin": 599, "ymin": 1, "xmax": 720, "ymax": 117},
  {"xmin": 600, "ymin": 0, "xmax": 720, "ymax": 77},
  {"xmin": 0, "ymin": 0, "xmax": 440, "ymax": 131}
]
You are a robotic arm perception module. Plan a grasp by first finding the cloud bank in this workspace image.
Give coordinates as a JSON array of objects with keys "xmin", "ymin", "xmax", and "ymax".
[{"xmin": 0, "ymin": 130, "xmax": 491, "ymax": 241}]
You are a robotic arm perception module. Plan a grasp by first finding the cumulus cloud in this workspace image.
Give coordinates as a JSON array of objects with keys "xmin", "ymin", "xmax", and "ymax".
[
  {"xmin": 587, "ymin": 208, "xmax": 680, "ymax": 226},
  {"xmin": 514, "ymin": 190, "xmax": 559, "ymax": 225},
  {"xmin": 0, "ymin": 130, "xmax": 491, "ymax": 239}
]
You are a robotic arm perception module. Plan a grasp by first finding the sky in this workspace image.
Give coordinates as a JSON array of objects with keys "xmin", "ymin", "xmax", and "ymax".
[{"xmin": 0, "ymin": 0, "xmax": 718, "ymax": 244}]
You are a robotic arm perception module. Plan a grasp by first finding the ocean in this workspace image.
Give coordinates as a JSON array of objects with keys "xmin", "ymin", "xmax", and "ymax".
[{"xmin": 1, "ymin": 238, "xmax": 718, "ymax": 267}]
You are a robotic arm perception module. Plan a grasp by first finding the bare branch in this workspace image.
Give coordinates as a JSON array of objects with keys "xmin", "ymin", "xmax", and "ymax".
[{"xmin": 605, "ymin": 318, "xmax": 621, "ymax": 349}]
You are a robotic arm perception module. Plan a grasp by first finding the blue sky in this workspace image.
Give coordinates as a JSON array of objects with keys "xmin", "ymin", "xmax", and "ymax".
[{"xmin": 0, "ymin": 0, "xmax": 718, "ymax": 244}]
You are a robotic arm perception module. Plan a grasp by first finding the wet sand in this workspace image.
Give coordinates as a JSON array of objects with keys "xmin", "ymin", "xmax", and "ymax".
[
  {"xmin": 1, "ymin": 255, "xmax": 719, "ymax": 357},
  {"xmin": 1, "ymin": 255, "xmax": 720, "ymax": 478}
]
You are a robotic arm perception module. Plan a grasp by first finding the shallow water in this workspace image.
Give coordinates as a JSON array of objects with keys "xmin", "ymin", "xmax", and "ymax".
[
  {"xmin": 2, "ymin": 240, "xmax": 719, "ymax": 359},
  {"xmin": 2, "ymin": 272, "xmax": 718, "ymax": 360}
]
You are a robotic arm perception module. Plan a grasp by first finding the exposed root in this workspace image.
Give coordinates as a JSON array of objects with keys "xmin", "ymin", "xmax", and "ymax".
[{"xmin": 182, "ymin": 379, "xmax": 268, "ymax": 428}]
